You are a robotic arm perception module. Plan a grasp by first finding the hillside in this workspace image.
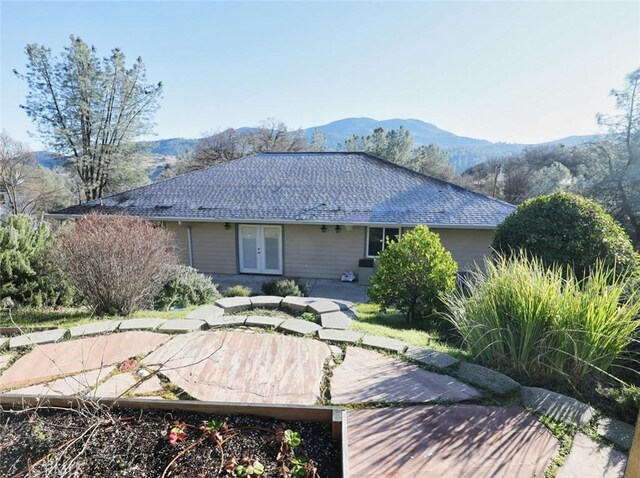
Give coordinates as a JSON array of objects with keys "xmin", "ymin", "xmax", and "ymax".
[{"xmin": 35, "ymin": 118, "xmax": 600, "ymax": 174}]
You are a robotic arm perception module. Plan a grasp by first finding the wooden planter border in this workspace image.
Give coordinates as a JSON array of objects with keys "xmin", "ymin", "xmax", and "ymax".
[{"xmin": 0, "ymin": 395, "xmax": 348, "ymax": 477}]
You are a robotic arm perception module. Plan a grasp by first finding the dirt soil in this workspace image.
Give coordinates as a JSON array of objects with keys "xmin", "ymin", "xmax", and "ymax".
[{"xmin": 0, "ymin": 407, "xmax": 339, "ymax": 477}]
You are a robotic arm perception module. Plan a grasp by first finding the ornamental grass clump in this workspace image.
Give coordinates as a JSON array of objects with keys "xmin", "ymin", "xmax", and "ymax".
[{"xmin": 444, "ymin": 252, "xmax": 640, "ymax": 383}]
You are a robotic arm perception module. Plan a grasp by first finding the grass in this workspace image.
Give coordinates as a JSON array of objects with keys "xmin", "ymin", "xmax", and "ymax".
[
  {"xmin": 352, "ymin": 303, "xmax": 467, "ymax": 358},
  {"xmin": 0, "ymin": 306, "xmax": 194, "ymax": 329}
]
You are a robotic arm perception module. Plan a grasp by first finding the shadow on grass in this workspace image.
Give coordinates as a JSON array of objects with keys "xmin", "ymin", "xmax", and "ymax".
[
  {"xmin": 352, "ymin": 303, "xmax": 467, "ymax": 358},
  {"xmin": 0, "ymin": 307, "xmax": 94, "ymax": 328}
]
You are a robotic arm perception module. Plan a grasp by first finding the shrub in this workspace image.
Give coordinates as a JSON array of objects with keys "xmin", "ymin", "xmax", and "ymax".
[
  {"xmin": 493, "ymin": 192, "xmax": 638, "ymax": 277},
  {"xmin": 444, "ymin": 253, "xmax": 640, "ymax": 383},
  {"xmin": 0, "ymin": 214, "xmax": 74, "ymax": 307},
  {"xmin": 224, "ymin": 285, "xmax": 251, "ymax": 297},
  {"xmin": 154, "ymin": 265, "xmax": 220, "ymax": 310},
  {"xmin": 368, "ymin": 225, "xmax": 457, "ymax": 324},
  {"xmin": 56, "ymin": 213, "xmax": 178, "ymax": 316},
  {"xmin": 261, "ymin": 278, "xmax": 305, "ymax": 297}
]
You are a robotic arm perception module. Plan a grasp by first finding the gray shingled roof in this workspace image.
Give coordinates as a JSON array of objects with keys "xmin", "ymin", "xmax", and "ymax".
[{"xmin": 50, "ymin": 152, "xmax": 515, "ymax": 227}]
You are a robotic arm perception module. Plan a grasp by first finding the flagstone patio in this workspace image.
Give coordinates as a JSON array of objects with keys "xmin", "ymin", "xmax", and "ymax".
[{"xmin": 0, "ymin": 304, "xmax": 633, "ymax": 477}]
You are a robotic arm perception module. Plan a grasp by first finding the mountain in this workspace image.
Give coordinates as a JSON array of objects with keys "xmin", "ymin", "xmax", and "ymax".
[
  {"xmin": 303, "ymin": 117, "xmax": 492, "ymax": 148},
  {"xmin": 34, "ymin": 119, "xmax": 601, "ymax": 174}
]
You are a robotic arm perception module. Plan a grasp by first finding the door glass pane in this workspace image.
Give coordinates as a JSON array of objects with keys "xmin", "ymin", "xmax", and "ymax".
[
  {"xmin": 263, "ymin": 227, "xmax": 280, "ymax": 271},
  {"xmin": 241, "ymin": 227, "xmax": 258, "ymax": 269},
  {"xmin": 368, "ymin": 227, "xmax": 383, "ymax": 256},
  {"xmin": 384, "ymin": 228, "xmax": 400, "ymax": 248}
]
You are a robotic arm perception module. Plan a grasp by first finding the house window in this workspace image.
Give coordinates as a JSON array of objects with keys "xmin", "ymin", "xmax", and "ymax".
[{"xmin": 367, "ymin": 227, "xmax": 401, "ymax": 257}]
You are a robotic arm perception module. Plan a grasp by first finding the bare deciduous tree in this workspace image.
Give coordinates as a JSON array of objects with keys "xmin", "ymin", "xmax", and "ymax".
[{"xmin": 0, "ymin": 131, "xmax": 73, "ymax": 215}]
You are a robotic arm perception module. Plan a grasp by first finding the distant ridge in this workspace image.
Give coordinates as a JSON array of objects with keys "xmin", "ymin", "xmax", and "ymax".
[{"xmin": 35, "ymin": 117, "xmax": 601, "ymax": 174}]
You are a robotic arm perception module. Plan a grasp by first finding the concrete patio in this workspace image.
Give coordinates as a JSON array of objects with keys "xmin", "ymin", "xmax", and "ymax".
[{"xmin": 208, "ymin": 274, "xmax": 369, "ymax": 303}]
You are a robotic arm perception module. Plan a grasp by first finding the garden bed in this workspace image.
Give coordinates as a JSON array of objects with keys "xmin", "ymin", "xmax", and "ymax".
[{"xmin": 0, "ymin": 398, "xmax": 343, "ymax": 477}]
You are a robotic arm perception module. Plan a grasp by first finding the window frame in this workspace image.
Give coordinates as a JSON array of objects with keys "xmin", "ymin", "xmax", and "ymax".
[{"xmin": 366, "ymin": 226, "xmax": 402, "ymax": 258}]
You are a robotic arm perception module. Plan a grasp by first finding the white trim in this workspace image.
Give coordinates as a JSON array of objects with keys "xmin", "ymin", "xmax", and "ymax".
[
  {"xmin": 45, "ymin": 213, "xmax": 500, "ymax": 230},
  {"xmin": 238, "ymin": 224, "xmax": 283, "ymax": 275},
  {"xmin": 366, "ymin": 226, "xmax": 402, "ymax": 258}
]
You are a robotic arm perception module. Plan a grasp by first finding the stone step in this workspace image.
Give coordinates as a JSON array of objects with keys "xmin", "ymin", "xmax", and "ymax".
[
  {"xmin": 9, "ymin": 329, "xmax": 67, "ymax": 349},
  {"xmin": 521, "ymin": 386, "xmax": 595, "ymax": 426},
  {"xmin": 215, "ymin": 297, "xmax": 252, "ymax": 312},
  {"xmin": 249, "ymin": 296, "xmax": 283, "ymax": 309},
  {"xmin": 307, "ymin": 300, "xmax": 341, "ymax": 315},
  {"xmin": 404, "ymin": 346, "xmax": 459, "ymax": 369},
  {"xmin": 361, "ymin": 335, "xmax": 408, "ymax": 353},
  {"xmin": 320, "ymin": 311, "xmax": 352, "ymax": 330},
  {"xmin": 277, "ymin": 318, "xmax": 321, "ymax": 336},
  {"xmin": 457, "ymin": 362, "xmax": 520, "ymax": 394},
  {"xmin": 244, "ymin": 315, "xmax": 285, "ymax": 329},
  {"xmin": 118, "ymin": 318, "xmax": 166, "ymax": 331},
  {"xmin": 69, "ymin": 321, "xmax": 120, "ymax": 338},
  {"xmin": 557, "ymin": 433, "xmax": 627, "ymax": 478},
  {"xmin": 158, "ymin": 319, "xmax": 205, "ymax": 333},
  {"xmin": 186, "ymin": 304, "xmax": 224, "ymax": 320},
  {"xmin": 317, "ymin": 329, "xmax": 362, "ymax": 344}
]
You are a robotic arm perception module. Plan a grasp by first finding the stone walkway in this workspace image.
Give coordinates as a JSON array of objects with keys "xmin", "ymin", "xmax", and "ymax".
[{"xmin": 0, "ymin": 299, "xmax": 633, "ymax": 477}]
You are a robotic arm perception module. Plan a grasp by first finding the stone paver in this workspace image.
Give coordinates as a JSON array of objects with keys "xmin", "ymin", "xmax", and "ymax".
[
  {"xmin": 557, "ymin": 433, "xmax": 627, "ymax": 478},
  {"xmin": 597, "ymin": 417, "xmax": 636, "ymax": 450},
  {"xmin": 244, "ymin": 315, "xmax": 285, "ymax": 329},
  {"xmin": 329, "ymin": 345, "xmax": 342, "ymax": 356},
  {"xmin": 186, "ymin": 304, "xmax": 224, "ymax": 320},
  {"xmin": 215, "ymin": 297, "xmax": 252, "ymax": 312},
  {"xmin": 331, "ymin": 347, "xmax": 480, "ymax": 404},
  {"xmin": 205, "ymin": 315, "xmax": 247, "ymax": 328},
  {"xmin": 4, "ymin": 366, "xmax": 115, "ymax": 396},
  {"xmin": 404, "ymin": 346, "xmax": 459, "ymax": 369},
  {"xmin": 133, "ymin": 375, "xmax": 164, "ymax": 395},
  {"xmin": 307, "ymin": 300, "xmax": 340, "ymax": 315},
  {"xmin": 9, "ymin": 329, "xmax": 67, "ymax": 349},
  {"xmin": 521, "ymin": 387, "xmax": 595, "ymax": 426},
  {"xmin": 118, "ymin": 318, "xmax": 166, "ymax": 331},
  {"xmin": 69, "ymin": 321, "xmax": 120, "ymax": 338},
  {"xmin": 457, "ymin": 362, "xmax": 520, "ymax": 394},
  {"xmin": 317, "ymin": 329, "xmax": 362, "ymax": 344},
  {"xmin": 142, "ymin": 330, "xmax": 330, "ymax": 404},
  {"xmin": 361, "ymin": 335, "xmax": 408, "ymax": 353},
  {"xmin": 250, "ymin": 296, "xmax": 283, "ymax": 309},
  {"xmin": 0, "ymin": 353, "xmax": 12, "ymax": 369},
  {"xmin": 347, "ymin": 406, "xmax": 559, "ymax": 477},
  {"xmin": 320, "ymin": 311, "xmax": 352, "ymax": 330},
  {"xmin": 278, "ymin": 318, "xmax": 321, "ymax": 336},
  {"xmin": 91, "ymin": 372, "xmax": 163, "ymax": 397},
  {"xmin": 0, "ymin": 337, "xmax": 8, "ymax": 349},
  {"xmin": 91, "ymin": 372, "xmax": 138, "ymax": 398},
  {"xmin": 0, "ymin": 331, "xmax": 169, "ymax": 391},
  {"xmin": 280, "ymin": 296, "xmax": 311, "ymax": 312},
  {"xmin": 158, "ymin": 319, "xmax": 205, "ymax": 333}
]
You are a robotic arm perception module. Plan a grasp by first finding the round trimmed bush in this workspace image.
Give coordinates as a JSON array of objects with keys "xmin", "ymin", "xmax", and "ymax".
[
  {"xmin": 493, "ymin": 192, "xmax": 638, "ymax": 277},
  {"xmin": 154, "ymin": 265, "xmax": 220, "ymax": 310},
  {"xmin": 261, "ymin": 278, "xmax": 306, "ymax": 297},
  {"xmin": 368, "ymin": 225, "xmax": 457, "ymax": 324}
]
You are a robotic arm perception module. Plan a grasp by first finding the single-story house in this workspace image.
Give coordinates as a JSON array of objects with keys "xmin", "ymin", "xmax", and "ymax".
[{"xmin": 49, "ymin": 152, "xmax": 516, "ymax": 280}]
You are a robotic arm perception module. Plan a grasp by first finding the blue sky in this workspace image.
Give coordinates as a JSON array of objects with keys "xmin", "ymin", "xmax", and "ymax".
[{"xmin": 1, "ymin": 1, "xmax": 639, "ymax": 148}]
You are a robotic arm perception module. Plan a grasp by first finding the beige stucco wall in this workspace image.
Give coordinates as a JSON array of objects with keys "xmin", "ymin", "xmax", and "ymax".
[
  {"xmin": 165, "ymin": 221, "xmax": 237, "ymax": 274},
  {"xmin": 431, "ymin": 227, "xmax": 495, "ymax": 270},
  {"xmin": 284, "ymin": 224, "xmax": 366, "ymax": 279}
]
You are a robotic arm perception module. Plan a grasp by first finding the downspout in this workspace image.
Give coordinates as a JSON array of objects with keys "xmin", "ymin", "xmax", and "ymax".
[{"xmin": 187, "ymin": 225, "xmax": 194, "ymax": 268}]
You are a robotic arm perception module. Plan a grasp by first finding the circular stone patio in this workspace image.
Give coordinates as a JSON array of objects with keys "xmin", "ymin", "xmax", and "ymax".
[{"xmin": 0, "ymin": 298, "xmax": 632, "ymax": 477}]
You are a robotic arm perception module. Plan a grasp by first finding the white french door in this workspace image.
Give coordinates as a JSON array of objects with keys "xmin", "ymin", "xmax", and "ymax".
[{"xmin": 238, "ymin": 225, "xmax": 283, "ymax": 275}]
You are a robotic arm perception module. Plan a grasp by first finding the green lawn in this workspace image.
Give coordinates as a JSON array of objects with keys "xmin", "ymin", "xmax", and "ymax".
[
  {"xmin": 352, "ymin": 303, "xmax": 467, "ymax": 359},
  {"xmin": 0, "ymin": 306, "xmax": 193, "ymax": 329}
]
